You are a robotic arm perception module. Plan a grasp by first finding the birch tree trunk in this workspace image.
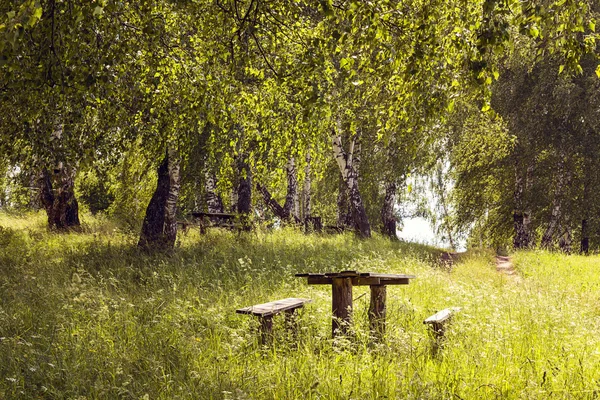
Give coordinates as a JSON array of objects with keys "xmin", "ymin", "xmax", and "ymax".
[
  {"xmin": 138, "ymin": 148, "xmax": 180, "ymax": 250},
  {"xmin": 381, "ymin": 182, "xmax": 398, "ymax": 239},
  {"xmin": 205, "ymin": 170, "xmax": 224, "ymax": 213},
  {"xmin": 283, "ymin": 156, "xmax": 300, "ymax": 221},
  {"xmin": 558, "ymin": 226, "xmax": 572, "ymax": 253},
  {"xmin": 332, "ymin": 130, "xmax": 371, "ymax": 238}
]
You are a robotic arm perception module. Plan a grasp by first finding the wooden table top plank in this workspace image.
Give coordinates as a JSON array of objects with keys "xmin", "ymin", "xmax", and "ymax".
[
  {"xmin": 297, "ymin": 271, "xmax": 415, "ymax": 286},
  {"xmin": 236, "ymin": 298, "xmax": 312, "ymax": 317},
  {"xmin": 359, "ymin": 272, "xmax": 416, "ymax": 279},
  {"xmin": 307, "ymin": 276, "xmax": 333, "ymax": 285},
  {"xmin": 324, "ymin": 270, "xmax": 359, "ymax": 277}
]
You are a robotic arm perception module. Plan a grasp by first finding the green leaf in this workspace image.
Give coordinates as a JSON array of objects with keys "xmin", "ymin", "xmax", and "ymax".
[
  {"xmin": 558, "ymin": 65, "xmax": 565, "ymax": 74},
  {"xmin": 93, "ymin": 6, "xmax": 103, "ymax": 17},
  {"xmin": 28, "ymin": 6, "xmax": 43, "ymax": 27},
  {"xmin": 340, "ymin": 58, "xmax": 352, "ymax": 70},
  {"xmin": 481, "ymin": 103, "xmax": 491, "ymax": 112},
  {"xmin": 529, "ymin": 26, "xmax": 539, "ymax": 38},
  {"xmin": 447, "ymin": 99, "xmax": 455, "ymax": 112},
  {"xmin": 590, "ymin": 20, "xmax": 596, "ymax": 32},
  {"xmin": 595, "ymin": 65, "xmax": 600, "ymax": 79}
]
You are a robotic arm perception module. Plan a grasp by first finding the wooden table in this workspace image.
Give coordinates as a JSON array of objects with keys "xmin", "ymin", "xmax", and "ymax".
[{"xmin": 295, "ymin": 270, "xmax": 415, "ymax": 337}]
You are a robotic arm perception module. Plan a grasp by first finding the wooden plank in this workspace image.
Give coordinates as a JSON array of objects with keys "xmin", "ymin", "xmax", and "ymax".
[
  {"xmin": 295, "ymin": 273, "xmax": 326, "ymax": 277},
  {"xmin": 332, "ymin": 277, "xmax": 353, "ymax": 337},
  {"xmin": 351, "ymin": 277, "xmax": 381, "ymax": 286},
  {"xmin": 360, "ymin": 272, "xmax": 416, "ymax": 279},
  {"xmin": 325, "ymin": 270, "xmax": 359, "ymax": 277},
  {"xmin": 236, "ymin": 298, "xmax": 312, "ymax": 317},
  {"xmin": 424, "ymin": 307, "xmax": 461, "ymax": 324},
  {"xmin": 376, "ymin": 278, "xmax": 411, "ymax": 285},
  {"xmin": 307, "ymin": 276, "xmax": 333, "ymax": 285}
]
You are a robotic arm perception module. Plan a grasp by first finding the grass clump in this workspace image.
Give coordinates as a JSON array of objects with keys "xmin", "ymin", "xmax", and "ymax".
[{"xmin": 1, "ymin": 212, "xmax": 600, "ymax": 398}]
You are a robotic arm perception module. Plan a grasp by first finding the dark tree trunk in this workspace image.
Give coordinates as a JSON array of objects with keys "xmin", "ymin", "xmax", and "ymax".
[
  {"xmin": 303, "ymin": 149, "xmax": 312, "ymax": 221},
  {"xmin": 205, "ymin": 170, "xmax": 224, "ymax": 213},
  {"xmin": 236, "ymin": 155, "xmax": 252, "ymax": 230},
  {"xmin": 581, "ymin": 219, "xmax": 589, "ymax": 255},
  {"xmin": 581, "ymin": 176, "xmax": 590, "ymax": 255},
  {"xmin": 39, "ymin": 165, "xmax": 80, "ymax": 231},
  {"xmin": 283, "ymin": 156, "xmax": 300, "ymax": 221},
  {"xmin": 138, "ymin": 148, "xmax": 181, "ymax": 250},
  {"xmin": 257, "ymin": 183, "xmax": 287, "ymax": 219},
  {"xmin": 39, "ymin": 168, "xmax": 55, "ymax": 227},
  {"xmin": 541, "ymin": 157, "xmax": 569, "ymax": 249},
  {"xmin": 336, "ymin": 179, "xmax": 352, "ymax": 228},
  {"xmin": 348, "ymin": 183, "xmax": 371, "ymax": 238},
  {"xmin": 381, "ymin": 182, "xmax": 398, "ymax": 240},
  {"xmin": 257, "ymin": 155, "xmax": 302, "ymax": 224}
]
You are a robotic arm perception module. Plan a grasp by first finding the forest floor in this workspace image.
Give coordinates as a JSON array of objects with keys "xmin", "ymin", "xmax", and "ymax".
[{"xmin": 1, "ymin": 212, "xmax": 600, "ymax": 399}]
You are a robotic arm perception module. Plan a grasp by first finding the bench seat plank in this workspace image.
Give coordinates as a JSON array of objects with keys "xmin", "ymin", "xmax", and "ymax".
[
  {"xmin": 424, "ymin": 307, "xmax": 461, "ymax": 324},
  {"xmin": 236, "ymin": 298, "xmax": 311, "ymax": 317}
]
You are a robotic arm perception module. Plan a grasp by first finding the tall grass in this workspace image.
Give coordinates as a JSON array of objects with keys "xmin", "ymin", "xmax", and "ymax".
[{"xmin": 1, "ymin": 212, "xmax": 599, "ymax": 399}]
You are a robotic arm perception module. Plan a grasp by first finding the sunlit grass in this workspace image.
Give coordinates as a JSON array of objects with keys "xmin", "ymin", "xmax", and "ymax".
[{"xmin": 1, "ymin": 212, "xmax": 600, "ymax": 398}]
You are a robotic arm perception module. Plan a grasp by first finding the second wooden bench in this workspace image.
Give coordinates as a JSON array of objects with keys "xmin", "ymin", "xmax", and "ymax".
[{"xmin": 237, "ymin": 298, "xmax": 311, "ymax": 344}]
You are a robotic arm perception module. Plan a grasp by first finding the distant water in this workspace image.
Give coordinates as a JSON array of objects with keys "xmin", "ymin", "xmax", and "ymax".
[{"xmin": 398, "ymin": 217, "xmax": 466, "ymax": 251}]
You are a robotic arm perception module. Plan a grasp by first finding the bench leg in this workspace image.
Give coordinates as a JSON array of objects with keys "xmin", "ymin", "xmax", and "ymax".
[
  {"xmin": 428, "ymin": 322, "xmax": 445, "ymax": 355},
  {"xmin": 259, "ymin": 315, "xmax": 273, "ymax": 345},
  {"xmin": 284, "ymin": 309, "xmax": 297, "ymax": 331},
  {"xmin": 369, "ymin": 285, "xmax": 386, "ymax": 339},
  {"xmin": 332, "ymin": 277, "xmax": 353, "ymax": 337}
]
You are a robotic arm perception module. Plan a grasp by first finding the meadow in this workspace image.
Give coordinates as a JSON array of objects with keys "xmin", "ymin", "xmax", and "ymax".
[{"xmin": 1, "ymin": 212, "xmax": 600, "ymax": 399}]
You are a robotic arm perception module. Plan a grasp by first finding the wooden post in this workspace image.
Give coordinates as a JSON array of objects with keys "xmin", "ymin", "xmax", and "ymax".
[
  {"xmin": 332, "ymin": 277, "xmax": 353, "ymax": 337},
  {"xmin": 369, "ymin": 285, "xmax": 386, "ymax": 338},
  {"xmin": 259, "ymin": 315, "xmax": 273, "ymax": 345}
]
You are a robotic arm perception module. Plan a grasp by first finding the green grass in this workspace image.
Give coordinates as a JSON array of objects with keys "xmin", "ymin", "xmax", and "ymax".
[{"xmin": 1, "ymin": 212, "xmax": 600, "ymax": 399}]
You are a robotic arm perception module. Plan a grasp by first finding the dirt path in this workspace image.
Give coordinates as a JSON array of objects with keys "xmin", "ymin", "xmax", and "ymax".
[{"xmin": 495, "ymin": 256, "xmax": 521, "ymax": 282}]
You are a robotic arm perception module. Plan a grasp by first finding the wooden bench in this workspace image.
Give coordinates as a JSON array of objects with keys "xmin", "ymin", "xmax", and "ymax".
[
  {"xmin": 190, "ymin": 211, "xmax": 238, "ymax": 233},
  {"xmin": 424, "ymin": 307, "xmax": 461, "ymax": 353},
  {"xmin": 236, "ymin": 298, "xmax": 311, "ymax": 344},
  {"xmin": 176, "ymin": 221, "xmax": 200, "ymax": 233}
]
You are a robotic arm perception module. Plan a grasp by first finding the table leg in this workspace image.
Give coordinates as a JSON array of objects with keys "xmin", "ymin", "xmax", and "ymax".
[
  {"xmin": 332, "ymin": 277, "xmax": 353, "ymax": 337},
  {"xmin": 369, "ymin": 285, "xmax": 386, "ymax": 338}
]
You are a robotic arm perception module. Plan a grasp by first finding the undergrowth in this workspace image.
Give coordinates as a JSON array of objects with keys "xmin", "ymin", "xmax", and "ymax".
[{"xmin": 1, "ymin": 212, "xmax": 599, "ymax": 399}]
